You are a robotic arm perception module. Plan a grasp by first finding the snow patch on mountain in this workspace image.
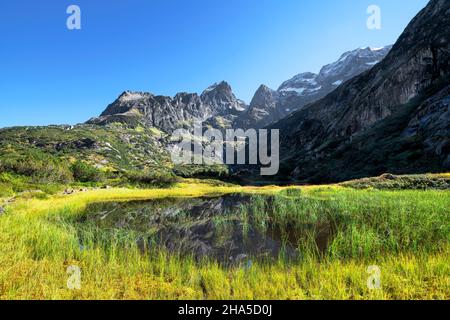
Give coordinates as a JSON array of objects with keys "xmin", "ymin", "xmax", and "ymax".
[{"xmin": 279, "ymin": 87, "xmax": 306, "ymax": 95}]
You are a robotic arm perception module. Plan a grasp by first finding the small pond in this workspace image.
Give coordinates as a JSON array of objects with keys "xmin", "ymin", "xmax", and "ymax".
[{"xmin": 79, "ymin": 194, "xmax": 335, "ymax": 264}]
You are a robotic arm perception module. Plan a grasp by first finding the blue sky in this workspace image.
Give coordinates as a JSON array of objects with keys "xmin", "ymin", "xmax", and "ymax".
[{"xmin": 0, "ymin": 0, "xmax": 429, "ymax": 127}]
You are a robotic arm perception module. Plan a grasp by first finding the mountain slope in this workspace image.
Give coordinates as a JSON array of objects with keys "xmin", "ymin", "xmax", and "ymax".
[
  {"xmin": 271, "ymin": 0, "xmax": 450, "ymax": 183},
  {"xmin": 0, "ymin": 124, "xmax": 170, "ymax": 173}
]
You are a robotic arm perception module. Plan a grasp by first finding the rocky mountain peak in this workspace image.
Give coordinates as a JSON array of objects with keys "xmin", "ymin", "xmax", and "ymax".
[
  {"xmin": 278, "ymin": 72, "xmax": 318, "ymax": 92},
  {"xmin": 201, "ymin": 81, "xmax": 246, "ymax": 113},
  {"xmin": 100, "ymin": 91, "xmax": 151, "ymax": 118},
  {"xmin": 200, "ymin": 81, "xmax": 235, "ymax": 101},
  {"xmin": 250, "ymin": 85, "xmax": 278, "ymax": 106},
  {"xmin": 117, "ymin": 91, "xmax": 151, "ymax": 102},
  {"xmin": 318, "ymin": 46, "xmax": 392, "ymax": 81},
  {"xmin": 254, "ymin": 84, "xmax": 276, "ymax": 95}
]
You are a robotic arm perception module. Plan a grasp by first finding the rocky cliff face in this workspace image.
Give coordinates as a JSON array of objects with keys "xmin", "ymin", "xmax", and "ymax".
[
  {"xmin": 271, "ymin": 0, "xmax": 450, "ymax": 182},
  {"xmin": 406, "ymin": 84, "xmax": 450, "ymax": 168},
  {"xmin": 88, "ymin": 81, "xmax": 247, "ymax": 132},
  {"xmin": 238, "ymin": 46, "xmax": 391, "ymax": 129},
  {"xmin": 236, "ymin": 85, "xmax": 282, "ymax": 129}
]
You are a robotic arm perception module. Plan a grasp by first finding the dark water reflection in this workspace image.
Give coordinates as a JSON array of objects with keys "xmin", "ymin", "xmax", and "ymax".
[{"xmin": 81, "ymin": 194, "xmax": 334, "ymax": 264}]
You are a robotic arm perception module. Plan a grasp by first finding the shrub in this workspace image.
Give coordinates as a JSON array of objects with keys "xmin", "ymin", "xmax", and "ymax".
[
  {"xmin": 70, "ymin": 161, "xmax": 105, "ymax": 183},
  {"xmin": 126, "ymin": 169, "xmax": 177, "ymax": 187},
  {"xmin": 341, "ymin": 174, "xmax": 450, "ymax": 190},
  {"xmin": 0, "ymin": 150, "xmax": 73, "ymax": 184},
  {"xmin": 173, "ymin": 164, "xmax": 229, "ymax": 179}
]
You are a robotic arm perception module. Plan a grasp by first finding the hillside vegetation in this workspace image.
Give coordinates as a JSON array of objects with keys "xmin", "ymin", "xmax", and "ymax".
[{"xmin": 0, "ymin": 124, "xmax": 230, "ymax": 196}]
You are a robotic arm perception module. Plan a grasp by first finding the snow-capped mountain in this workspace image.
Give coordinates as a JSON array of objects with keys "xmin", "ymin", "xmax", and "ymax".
[
  {"xmin": 280, "ymin": 47, "xmax": 392, "ymax": 95},
  {"xmin": 278, "ymin": 72, "xmax": 321, "ymax": 96},
  {"xmin": 238, "ymin": 46, "xmax": 392, "ymax": 128}
]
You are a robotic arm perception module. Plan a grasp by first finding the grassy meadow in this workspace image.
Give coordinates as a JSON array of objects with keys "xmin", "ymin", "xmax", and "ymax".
[{"xmin": 0, "ymin": 179, "xmax": 449, "ymax": 300}]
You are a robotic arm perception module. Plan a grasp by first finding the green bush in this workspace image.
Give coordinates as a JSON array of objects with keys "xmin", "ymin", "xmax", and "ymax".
[
  {"xmin": 70, "ymin": 161, "xmax": 104, "ymax": 183},
  {"xmin": 173, "ymin": 164, "xmax": 229, "ymax": 179},
  {"xmin": 126, "ymin": 169, "xmax": 177, "ymax": 187},
  {"xmin": 341, "ymin": 174, "xmax": 450, "ymax": 190},
  {"xmin": 0, "ymin": 150, "xmax": 73, "ymax": 184}
]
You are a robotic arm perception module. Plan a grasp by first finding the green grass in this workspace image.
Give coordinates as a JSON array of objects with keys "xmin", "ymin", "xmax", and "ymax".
[
  {"xmin": 245, "ymin": 188, "xmax": 449, "ymax": 259},
  {"xmin": 0, "ymin": 182, "xmax": 448, "ymax": 300}
]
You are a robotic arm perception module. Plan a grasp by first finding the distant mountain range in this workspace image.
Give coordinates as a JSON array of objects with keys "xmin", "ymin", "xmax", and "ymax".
[
  {"xmin": 88, "ymin": 46, "xmax": 392, "ymax": 131},
  {"xmin": 1, "ymin": 0, "xmax": 448, "ymax": 184}
]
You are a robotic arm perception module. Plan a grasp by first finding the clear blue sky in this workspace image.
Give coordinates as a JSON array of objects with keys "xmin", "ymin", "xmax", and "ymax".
[{"xmin": 0, "ymin": 0, "xmax": 429, "ymax": 127}]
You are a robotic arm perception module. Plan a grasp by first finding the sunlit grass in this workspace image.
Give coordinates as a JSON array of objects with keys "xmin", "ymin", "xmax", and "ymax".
[{"xmin": 0, "ymin": 181, "xmax": 448, "ymax": 300}]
